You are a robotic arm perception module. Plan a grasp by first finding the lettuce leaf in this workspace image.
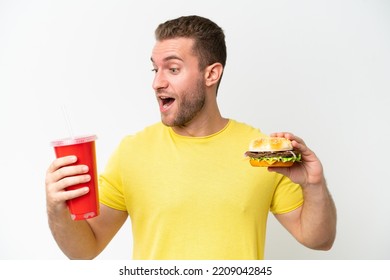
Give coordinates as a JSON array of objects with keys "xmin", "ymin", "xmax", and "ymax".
[{"xmin": 249, "ymin": 153, "xmax": 302, "ymax": 164}]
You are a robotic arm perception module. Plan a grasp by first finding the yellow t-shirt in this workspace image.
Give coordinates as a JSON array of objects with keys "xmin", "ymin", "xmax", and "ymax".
[{"xmin": 99, "ymin": 120, "xmax": 303, "ymax": 259}]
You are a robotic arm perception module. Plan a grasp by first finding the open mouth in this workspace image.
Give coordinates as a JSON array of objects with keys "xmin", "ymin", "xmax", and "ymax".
[{"xmin": 160, "ymin": 96, "xmax": 175, "ymax": 111}]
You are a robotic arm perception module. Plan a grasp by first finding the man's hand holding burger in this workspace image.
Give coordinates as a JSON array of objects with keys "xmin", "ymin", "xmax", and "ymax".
[
  {"xmin": 247, "ymin": 132, "xmax": 337, "ymax": 250},
  {"xmin": 267, "ymin": 132, "xmax": 325, "ymax": 188}
]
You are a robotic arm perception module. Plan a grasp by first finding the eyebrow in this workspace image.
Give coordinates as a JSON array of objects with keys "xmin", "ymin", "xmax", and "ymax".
[{"xmin": 150, "ymin": 55, "xmax": 184, "ymax": 63}]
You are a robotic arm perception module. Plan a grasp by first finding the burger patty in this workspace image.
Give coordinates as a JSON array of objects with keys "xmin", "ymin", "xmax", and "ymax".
[{"xmin": 245, "ymin": 150, "xmax": 300, "ymax": 158}]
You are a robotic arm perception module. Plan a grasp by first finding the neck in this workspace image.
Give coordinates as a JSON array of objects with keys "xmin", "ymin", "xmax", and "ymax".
[{"xmin": 172, "ymin": 109, "xmax": 228, "ymax": 137}]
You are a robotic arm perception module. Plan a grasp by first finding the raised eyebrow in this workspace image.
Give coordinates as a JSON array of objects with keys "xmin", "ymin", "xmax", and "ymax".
[
  {"xmin": 163, "ymin": 55, "xmax": 183, "ymax": 62},
  {"xmin": 150, "ymin": 55, "xmax": 183, "ymax": 64}
]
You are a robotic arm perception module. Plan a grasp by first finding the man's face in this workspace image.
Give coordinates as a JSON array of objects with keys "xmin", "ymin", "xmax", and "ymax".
[{"xmin": 151, "ymin": 38, "xmax": 206, "ymax": 128}]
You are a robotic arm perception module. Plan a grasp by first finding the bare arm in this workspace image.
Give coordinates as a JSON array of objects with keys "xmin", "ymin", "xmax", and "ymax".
[
  {"xmin": 45, "ymin": 156, "xmax": 128, "ymax": 259},
  {"xmin": 269, "ymin": 133, "xmax": 337, "ymax": 250}
]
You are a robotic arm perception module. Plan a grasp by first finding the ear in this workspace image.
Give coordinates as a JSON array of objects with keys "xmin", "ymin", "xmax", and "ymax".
[{"xmin": 204, "ymin": 63, "xmax": 223, "ymax": 87}]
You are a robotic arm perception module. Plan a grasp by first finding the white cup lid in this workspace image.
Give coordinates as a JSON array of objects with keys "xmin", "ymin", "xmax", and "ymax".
[{"xmin": 50, "ymin": 135, "xmax": 97, "ymax": 147}]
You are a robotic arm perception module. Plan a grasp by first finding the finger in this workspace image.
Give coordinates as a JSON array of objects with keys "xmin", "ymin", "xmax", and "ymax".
[
  {"xmin": 51, "ymin": 164, "xmax": 89, "ymax": 183},
  {"xmin": 269, "ymin": 132, "xmax": 306, "ymax": 147},
  {"xmin": 56, "ymin": 173, "xmax": 92, "ymax": 191},
  {"xmin": 46, "ymin": 173, "xmax": 91, "ymax": 200},
  {"xmin": 47, "ymin": 185, "xmax": 90, "ymax": 208},
  {"xmin": 268, "ymin": 166, "xmax": 287, "ymax": 174},
  {"xmin": 269, "ymin": 132, "xmax": 294, "ymax": 139},
  {"xmin": 267, "ymin": 166, "xmax": 292, "ymax": 178},
  {"xmin": 47, "ymin": 156, "xmax": 77, "ymax": 173},
  {"xmin": 47, "ymin": 173, "xmax": 90, "ymax": 195},
  {"xmin": 58, "ymin": 186, "xmax": 90, "ymax": 202},
  {"xmin": 45, "ymin": 164, "xmax": 89, "ymax": 191}
]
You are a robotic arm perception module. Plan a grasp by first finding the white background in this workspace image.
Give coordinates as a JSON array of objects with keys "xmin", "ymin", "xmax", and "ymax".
[{"xmin": 0, "ymin": 0, "xmax": 389, "ymax": 260}]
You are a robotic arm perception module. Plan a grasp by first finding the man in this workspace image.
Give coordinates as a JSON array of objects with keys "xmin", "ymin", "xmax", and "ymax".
[{"xmin": 45, "ymin": 15, "xmax": 336, "ymax": 259}]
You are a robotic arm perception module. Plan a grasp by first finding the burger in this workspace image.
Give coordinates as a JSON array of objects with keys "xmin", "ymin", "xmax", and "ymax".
[{"xmin": 245, "ymin": 137, "xmax": 301, "ymax": 167}]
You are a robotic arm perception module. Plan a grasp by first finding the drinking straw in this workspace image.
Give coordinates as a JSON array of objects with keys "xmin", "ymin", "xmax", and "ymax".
[{"xmin": 61, "ymin": 105, "xmax": 74, "ymax": 139}]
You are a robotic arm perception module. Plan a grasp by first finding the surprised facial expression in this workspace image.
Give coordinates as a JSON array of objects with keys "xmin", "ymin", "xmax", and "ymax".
[{"xmin": 151, "ymin": 38, "xmax": 206, "ymax": 128}]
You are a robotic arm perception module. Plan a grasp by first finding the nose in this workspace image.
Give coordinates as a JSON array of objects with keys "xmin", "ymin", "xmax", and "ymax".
[{"xmin": 152, "ymin": 71, "xmax": 168, "ymax": 92}]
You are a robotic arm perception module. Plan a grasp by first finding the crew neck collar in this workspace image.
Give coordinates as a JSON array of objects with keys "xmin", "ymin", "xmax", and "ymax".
[{"xmin": 168, "ymin": 119, "xmax": 232, "ymax": 140}]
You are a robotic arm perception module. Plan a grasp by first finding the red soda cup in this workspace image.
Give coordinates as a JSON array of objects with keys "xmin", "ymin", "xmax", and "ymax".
[{"xmin": 50, "ymin": 135, "xmax": 99, "ymax": 220}]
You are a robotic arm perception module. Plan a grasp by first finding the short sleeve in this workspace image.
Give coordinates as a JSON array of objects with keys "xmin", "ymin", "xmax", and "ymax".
[
  {"xmin": 98, "ymin": 139, "xmax": 128, "ymax": 211},
  {"xmin": 270, "ymin": 175, "xmax": 303, "ymax": 214}
]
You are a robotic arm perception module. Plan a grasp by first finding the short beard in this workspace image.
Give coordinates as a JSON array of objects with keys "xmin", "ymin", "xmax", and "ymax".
[{"xmin": 164, "ymin": 78, "xmax": 206, "ymax": 127}]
